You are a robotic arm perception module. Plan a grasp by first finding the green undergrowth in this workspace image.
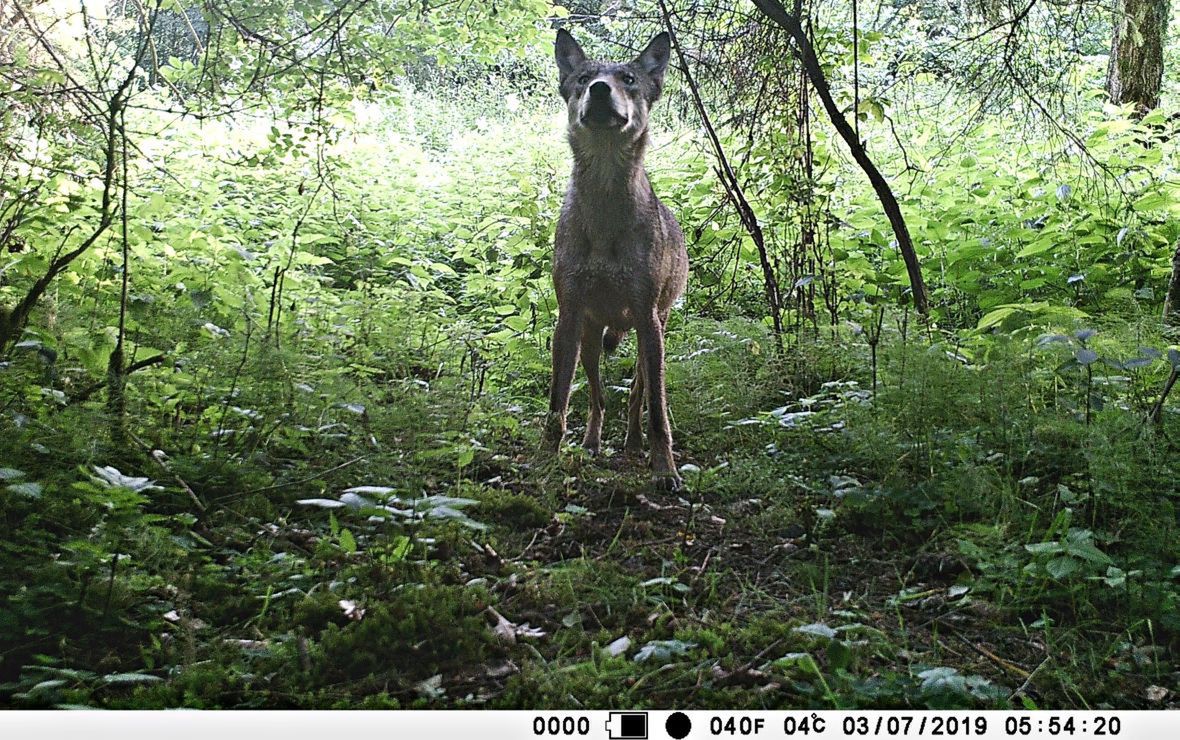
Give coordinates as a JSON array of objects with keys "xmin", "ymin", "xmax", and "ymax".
[{"xmin": 1, "ymin": 314, "xmax": 1177, "ymax": 709}]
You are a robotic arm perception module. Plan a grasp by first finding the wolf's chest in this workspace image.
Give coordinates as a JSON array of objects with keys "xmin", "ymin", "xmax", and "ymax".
[
  {"xmin": 557, "ymin": 252, "xmax": 646, "ymax": 322},
  {"xmin": 569, "ymin": 253, "xmax": 638, "ymax": 293}
]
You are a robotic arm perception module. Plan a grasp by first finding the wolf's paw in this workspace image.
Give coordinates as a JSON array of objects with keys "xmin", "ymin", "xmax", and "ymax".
[
  {"xmin": 581, "ymin": 427, "xmax": 602, "ymax": 455},
  {"xmin": 542, "ymin": 413, "xmax": 566, "ymax": 452},
  {"xmin": 651, "ymin": 471, "xmax": 683, "ymax": 492}
]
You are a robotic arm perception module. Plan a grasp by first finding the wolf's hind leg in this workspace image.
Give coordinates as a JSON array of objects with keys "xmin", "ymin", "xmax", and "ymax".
[{"xmin": 624, "ymin": 338, "xmax": 646, "ymax": 457}]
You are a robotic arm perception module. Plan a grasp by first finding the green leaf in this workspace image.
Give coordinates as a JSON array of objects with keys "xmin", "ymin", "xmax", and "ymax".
[
  {"xmin": 455, "ymin": 447, "xmax": 475, "ymax": 467},
  {"xmin": 976, "ymin": 306, "xmax": 1017, "ymax": 331},
  {"xmin": 1063, "ymin": 541, "xmax": 1113, "ymax": 565},
  {"xmin": 423, "ymin": 505, "xmax": 486, "ymax": 530},
  {"xmin": 33, "ymin": 68, "xmax": 67, "ymax": 86},
  {"xmin": 1046, "ymin": 557, "xmax": 1078, "ymax": 579},
  {"xmin": 7, "ymin": 482, "xmax": 43, "ymax": 498},
  {"xmin": 0, "ymin": 467, "xmax": 26, "ymax": 481},
  {"xmin": 390, "ymin": 536, "xmax": 412, "ymax": 562},
  {"xmin": 770, "ymin": 652, "xmax": 819, "ymax": 671},
  {"xmin": 826, "ymin": 639, "xmax": 853, "ymax": 670},
  {"xmin": 1133, "ymin": 192, "xmax": 1171, "ymax": 212},
  {"xmin": 503, "ymin": 315, "xmax": 530, "ymax": 332},
  {"xmin": 297, "ymin": 233, "xmax": 334, "ymax": 246},
  {"xmin": 1016, "ymin": 236, "xmax": 1057, "ymax": 258},
  {"xmin": 338, "ymin": 528, "xmax": 357, "ymax": 554},
  {"xmin": 793, "ymin": 622, "xmax": 838, "ymax": 639},
  {"xmin": 295, "ymin": 252, "xmax": 334, "ymax": 266},
  {"xmin": 1076, "ymin": 349, "xmax": 1098, "ymax": 365},
  {"xmin": 918, "ymin": 666, "xmax": 967, "ymax": 694},
  {"xmin": 1024, "ymin": 541, "xmax": 1063, "ymax": 555}
]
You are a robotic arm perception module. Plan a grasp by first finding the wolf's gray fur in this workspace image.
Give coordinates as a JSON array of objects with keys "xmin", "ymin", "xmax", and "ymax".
[{"xmin": 543, "ymin": 29, "xmax": 689, "ymax": 491}]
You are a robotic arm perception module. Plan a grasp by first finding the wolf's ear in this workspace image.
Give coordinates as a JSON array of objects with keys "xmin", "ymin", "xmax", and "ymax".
[
  {"xmin": 555, "ymin": 29, "xmax": 586, "ymax": 81},
  {"xmin": 636, "ymin": 32, "xmax": 671, "ymax": 82}
]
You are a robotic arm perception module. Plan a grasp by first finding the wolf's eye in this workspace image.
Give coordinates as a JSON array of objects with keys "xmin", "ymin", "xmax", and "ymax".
[
  {"xmin": 577, "ymin": 74, "xmax": 590, "ymax": 85},
  {"xmin": 622, "ymin": 73, "xmax": 636, "ymax": 85}
]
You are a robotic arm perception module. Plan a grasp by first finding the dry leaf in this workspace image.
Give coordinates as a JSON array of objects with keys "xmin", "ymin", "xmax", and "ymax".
[
  {"xmin": 486, "ymin": 606, "xmax": 546, "ymax": 643},
  {"xmin": 516, "ymin": 623, "xmax": 546, "ymax": 639},
  {"xmin": 487, "ymin": 606, "xmax": 516, "ymax": 643},
  {"xmin": 606, "ymin": 635, "xmax": 631, "ymax": 657},
  {"xmin": 415, "ymin": 674, "xmax": 445, "ymax": 700},
  {"xmin": 485, "ymin": 661, "xmax": 519, "ymax": 678},
  {"xmin": 636, "ymin": 494, "xmax": 665, "ymax": 510},
  {"xmin": 338, "ymin": 599, "xmax": 366, "ymax": 621},
  {"xmin": 1146, "ymin": 685, "xmax": 1169, "ymax": 702}
]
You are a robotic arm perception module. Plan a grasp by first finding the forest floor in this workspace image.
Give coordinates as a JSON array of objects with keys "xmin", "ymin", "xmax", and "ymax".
[{"xmin": 1, "ymin": 316, "xmax": 1178, "ymax": 709}]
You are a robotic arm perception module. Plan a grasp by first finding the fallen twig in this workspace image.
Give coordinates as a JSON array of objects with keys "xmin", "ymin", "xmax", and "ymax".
[
  {"xmin": 1009, "ymin": 656, "xmax": 1050, "ymax": 701},
  {"xmin": 957, "ymin": 633, "xmax": 1031, "ymax": 679},
  {"xmin": 127, "ymin": 431, "xmax": 205, "ymax": 511}
]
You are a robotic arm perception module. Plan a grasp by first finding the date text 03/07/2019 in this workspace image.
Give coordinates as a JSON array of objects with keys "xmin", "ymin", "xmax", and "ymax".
[{"xmin": 801, "ymin": 715, "xmax": 989, "ymax": 736}]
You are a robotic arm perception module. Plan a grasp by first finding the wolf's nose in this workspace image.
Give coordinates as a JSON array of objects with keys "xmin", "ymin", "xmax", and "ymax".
[{"xmin": 589, "ymin": 80, "xmax": 611, "ymax": 99}]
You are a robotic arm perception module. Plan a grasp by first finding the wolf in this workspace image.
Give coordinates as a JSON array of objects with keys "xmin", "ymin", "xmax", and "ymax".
[{"xmin": 543, "ymin": 28, "xmax": 690, "ymax": 491}]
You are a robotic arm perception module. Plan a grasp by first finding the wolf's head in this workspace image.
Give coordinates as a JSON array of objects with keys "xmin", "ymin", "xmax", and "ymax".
[{"xmin": 554, "ymin": 29, "xmax": 670, "ymax": 144}]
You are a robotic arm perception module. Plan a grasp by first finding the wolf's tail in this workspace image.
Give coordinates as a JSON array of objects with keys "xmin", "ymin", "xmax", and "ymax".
[{"xmin": 603, "ymin": 327, "xmax": 628, "ymax": 354}]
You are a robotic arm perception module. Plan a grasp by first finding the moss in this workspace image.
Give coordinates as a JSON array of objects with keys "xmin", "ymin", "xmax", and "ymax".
[
  {"xmin": 468, "ymin": 485, "xmax": 551, "ymax": 529},
  {"xmin": 294, "ymin": 592, "xmax": 351, "ymax": 634},
  {"xmin": 315, "ymin": 584, "xmax": 495, "ymax": 683}
]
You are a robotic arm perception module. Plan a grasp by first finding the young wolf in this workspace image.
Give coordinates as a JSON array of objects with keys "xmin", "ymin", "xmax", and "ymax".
[{"xmin": 543, "ymin": 29, "xmax": 689, "ymax": 491}]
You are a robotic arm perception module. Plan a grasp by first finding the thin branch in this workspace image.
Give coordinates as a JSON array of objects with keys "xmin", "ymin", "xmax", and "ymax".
[
  {"xmin": 751, "ymin": 0, "xmax": 929, "ymax": 314},
  {"xmin": 655, "ymin": 0, "xmax": 784, "ymax": 342},
  {"xmin": 73, "ymin": 354, "xmax": 169, "ymax": 403}
]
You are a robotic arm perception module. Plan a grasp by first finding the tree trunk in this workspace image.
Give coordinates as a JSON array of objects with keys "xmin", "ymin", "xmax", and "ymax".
[{"xmin": 1106, "ymin": 0, "xmax": 1170, "ymax": 115}]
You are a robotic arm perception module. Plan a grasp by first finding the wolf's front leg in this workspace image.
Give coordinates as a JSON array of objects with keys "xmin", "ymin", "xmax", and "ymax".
[
  {"xmin": 636, "ymin": 312, "xmax": 681, "ymax": 491},
  {"xmin": 544, "ymin": 309, "xmax": 583, "ymax": 451},
  {"xmin": 579, "ymin": 323, "xmax": 606, "ymax": 453}
]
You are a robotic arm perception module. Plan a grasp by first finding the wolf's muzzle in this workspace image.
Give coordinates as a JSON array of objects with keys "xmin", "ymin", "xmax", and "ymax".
[{"xmin": 582, "ymin": 87, "xmax": 627, "ymax": 128}]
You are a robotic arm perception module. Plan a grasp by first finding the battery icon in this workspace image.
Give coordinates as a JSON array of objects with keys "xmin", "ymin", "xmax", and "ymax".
[{"xmin": 606, "ymin": 712, "xmax": 648, "ymax": 739}]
